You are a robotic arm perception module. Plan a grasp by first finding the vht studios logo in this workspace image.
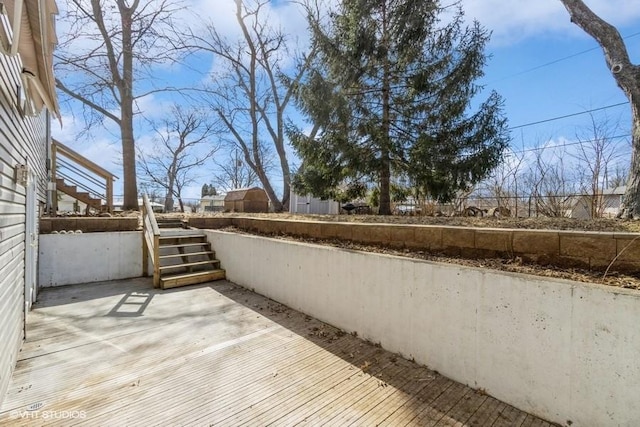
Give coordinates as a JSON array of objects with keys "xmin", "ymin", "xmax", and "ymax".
[{"xmin": 10, "ymin": 403, "xmax": 86, "ymax": 420}]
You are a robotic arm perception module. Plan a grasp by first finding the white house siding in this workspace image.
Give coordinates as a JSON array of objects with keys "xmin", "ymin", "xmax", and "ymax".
[{"xmin": 0, "ymin": 51, "xmax": 49, "ymax": 407}]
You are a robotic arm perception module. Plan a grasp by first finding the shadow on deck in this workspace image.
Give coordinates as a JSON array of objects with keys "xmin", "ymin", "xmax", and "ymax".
[{"xmin": 0, "ymin": 278, "xmax": 553, "ymax": 426}]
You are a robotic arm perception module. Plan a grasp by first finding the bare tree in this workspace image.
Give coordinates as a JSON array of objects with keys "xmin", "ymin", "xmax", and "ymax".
[
  {"xmin": 451, "ymin": 187, "xmax": 475, "ymax": 216},
  {"xmin": 213, "ymin": 150, "xmax": 260, "ymax": 192},
  {"xmin": 139, "ymin": 182, "xmax": 163, "ymax": 203},
  {"xmin": 608, "ymin": 163, "xmax": 629, "ymax": 188},
  {"xmin": 523, "ymin": 142, "xmax": 577, "ymax": 217},
  {"xmin": 137, "ymin": 106, "xmax": 219, "ymax": 212},
  {"xmin": 55, "ymin": 0, "xmax": 184, "ymax": 210},
  {"xmin": 181, "ymin": 0, "xmax": 317, "ymax": 212},
  {"xmin": 476, "ymin": 146, "xmax": 526, "ymax": 216},
  {"xmin": 559, "ymin": 0, "xmax": 640, "ymax": 218},
  {"xmin": 572, "ymin": 113, "xmax": 627, "ymax": 218}
]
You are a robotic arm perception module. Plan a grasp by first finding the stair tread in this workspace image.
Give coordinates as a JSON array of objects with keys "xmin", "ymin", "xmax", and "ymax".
[
  {"xmin": 159, "ymin": 251, "xmax": 214, "ymax": 259},
  {"xmin": 159, "ymin": 234, "xmax": 206, "ymax": 239},
  {"xmin": 55, "ymin": 178, "xmax": 103, "ymax": 207},
  {"xmin": 159, "ymin": 242, "xmax": 211, "ymax": 249},
  {"xmin": 161, "ymin": 269, "xmax": 225, "ymax": 280},
  {"xmin": 159, "ymin": 260, "xmax": 220, "ymax": 270},
  {"xmin": 160, "ymin": 269, "xmax": 226, "ymax": 289}
]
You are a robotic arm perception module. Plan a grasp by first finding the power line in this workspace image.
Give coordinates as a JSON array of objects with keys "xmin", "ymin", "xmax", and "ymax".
[
  {"xmin": 509, "ymin": 101, "xmax": 629, "ymax": 130},
  {"xmin": 487, "ymin": 30, "xmax": 640, "ymax": 85},
  {"xmin": 506, "ymin": 133, "xmax": 631, "ymax": 155}
]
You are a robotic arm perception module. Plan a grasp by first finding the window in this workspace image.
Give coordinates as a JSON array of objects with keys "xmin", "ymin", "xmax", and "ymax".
[{"xmin": 0, "ymin": 1, "xmax": 19, "ymax": 56}]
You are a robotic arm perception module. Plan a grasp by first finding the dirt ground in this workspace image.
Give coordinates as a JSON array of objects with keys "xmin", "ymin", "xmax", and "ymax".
[
  {"xmin": 150, "ymin": 211, "xmax": 640, "ymax": 290},
  {"xmin": 214, "ymin": 212, "xmax": 640, "ymax": 233}
]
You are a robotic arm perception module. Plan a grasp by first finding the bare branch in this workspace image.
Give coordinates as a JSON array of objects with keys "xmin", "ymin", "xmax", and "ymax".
[
  {"xmin": 138, "ymin": 105, "xmax": 220, "ymax": 212},
  {"xmin": 56, "ymin": 78, "xmax": 121, "ymax": 124}
]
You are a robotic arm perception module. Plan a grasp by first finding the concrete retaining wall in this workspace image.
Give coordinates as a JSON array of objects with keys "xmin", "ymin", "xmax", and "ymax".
[
  {"xmin": 39, "ymin": 231, "xmax": 143, "ymax": 287},
  {"xmin": 189, "ymin": 216, "xmax": 640, "ymax": 272},
  {"xmin": 206, "ymin": 230, "xmax": 640, "ymax": 427}
]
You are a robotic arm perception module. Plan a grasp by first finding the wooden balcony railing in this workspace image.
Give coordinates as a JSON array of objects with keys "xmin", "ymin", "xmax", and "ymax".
[{"xmin": 51, "ymin": 139, "xmax": 117, "ymax": 214}]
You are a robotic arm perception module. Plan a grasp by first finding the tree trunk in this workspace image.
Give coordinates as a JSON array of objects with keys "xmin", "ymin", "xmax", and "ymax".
[
  {"xmin": 165, "ymin": 174, "xmax": 175, "ymax": 212},
  {"xmin": 379, "ymin": 152, "xmax": 392, "ymax": 215},
  {"xmin": 623, "ymin": 104, "xmax": 640, "ymax": 217},
  {"xmin": 119, "ymin": 2, "xmax": 139, "ymax": 210},
  {"xmin": 559, "ymin": 0, "xmax": 640, "ymax": 218},
  {"xmin": 378, "ymin": 0, "xmax": 392, "ymax": 216},
  {"xmin": 121, "ymin": 114, "xmax": 139, "ymax": 210},
  {"xmin": 276, "ymin": 147, "xmax": 291, "ymax": 211},
  {"xmin": 256, "ymin": 167, "xmax": 283, "ymax": 212}
]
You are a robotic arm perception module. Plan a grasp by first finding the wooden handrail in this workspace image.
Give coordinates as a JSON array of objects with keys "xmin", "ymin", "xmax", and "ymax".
[
  {"xmin": 51, "ymin": 139, "xmax": 117, "ymax": 214},
  {"xmin": 52, "ymin": 139, "xmax": 118, "ymax": 180},
  {"xmin": 142, "ymin": 194, "xmax": 161, "ymax": 288}
]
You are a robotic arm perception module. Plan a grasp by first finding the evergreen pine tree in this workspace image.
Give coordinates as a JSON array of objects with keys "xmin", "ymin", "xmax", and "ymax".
[{"xmin": 290, "ymin": 0, "xmax": 509, "ymax": 215}]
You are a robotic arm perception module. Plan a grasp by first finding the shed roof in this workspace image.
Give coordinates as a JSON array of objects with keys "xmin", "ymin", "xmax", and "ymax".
[{"xmin": 224, "ymin": 187, "xmax": 267, "ymax": 202}]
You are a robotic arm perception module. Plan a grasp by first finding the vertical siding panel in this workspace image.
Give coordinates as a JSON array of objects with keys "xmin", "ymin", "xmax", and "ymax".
[{"xmin": 0, "ymin": 41, "xmax": 50, "ymax": 407}]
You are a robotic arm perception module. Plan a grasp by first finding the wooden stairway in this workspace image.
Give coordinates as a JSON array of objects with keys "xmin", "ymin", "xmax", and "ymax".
[
  {"xmin": 56, "ymin": 178, "xmax": 106, "ymax": 212},
  {"xmin": 156, "ymin": 231, "xmax": 226, "ymax": 289},
  {"xmin": 143, "ymin": 195, "xmax": 225, "ymax": 289}
]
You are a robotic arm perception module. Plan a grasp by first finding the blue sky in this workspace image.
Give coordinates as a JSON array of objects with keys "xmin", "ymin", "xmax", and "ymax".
[
  {"xmin": 466, "ymin": 0, "xmax": 639, "ymax": 166},
  {"xmin": 52, "ymin": 0, "xmax": 640, "ymax": 202}
]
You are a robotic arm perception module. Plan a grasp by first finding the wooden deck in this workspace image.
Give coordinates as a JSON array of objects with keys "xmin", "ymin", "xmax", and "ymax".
[{"xmin": 0, "ymin": 279, "xmax": 553, "ymax": 426}]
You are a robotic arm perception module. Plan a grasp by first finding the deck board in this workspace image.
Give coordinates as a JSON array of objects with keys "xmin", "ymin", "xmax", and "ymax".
[{"xmin": 0, "ymin": 278, "xmax": 552, "ymax": 426}]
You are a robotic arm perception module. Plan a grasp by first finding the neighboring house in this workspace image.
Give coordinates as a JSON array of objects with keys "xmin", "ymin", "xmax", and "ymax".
[
  {"xmin": 114, "ymin": 198, "xmax": 164, "ymax": 213},
  {"xmin": 290, "ymin": 191, "xmax": 340, "ymax": 215},
  {"xmin": 57, "ymin": 192, "xmax": 87, "ymax": 213},
  {"xmin": 0, "ymin": 0, "xmax": 60, "ymax": 407},
  {"xmin": 566, "ymin": 186, "xmax": 625, "ymax": 219},
  {"xmin": 199, "ymin": 194, "xmax": 225, "ymax": 213}
]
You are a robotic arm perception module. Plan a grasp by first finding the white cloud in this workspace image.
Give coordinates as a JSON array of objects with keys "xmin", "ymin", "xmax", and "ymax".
[
  {"xmin": 459, "ymin": 0, "xmax": 640, "ymax": 45},
  {"xmin": 133, "ymin": 93, "xmax": 174, "ymax": 121},
  {"xmin": 52, "ymin": 113, "xmax": 124, "ymax": 193},
  {"xmin": 188, "ymin": 0, "xmax": 319, "ymax": 42},
  {"xmin": 187, "ymin": 0, "xmax": 316, "ymax": 78}
]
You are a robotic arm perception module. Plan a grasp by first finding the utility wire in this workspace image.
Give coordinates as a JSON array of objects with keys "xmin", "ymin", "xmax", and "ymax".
[
  {"xmin": 506, "ymin": 133, "xmax": 631, "ymax": 155},
  {"xmin": 509, "ymin": 101, "xmax": 629, "ymax": 130},
  {"xmin": 487, "ymin": 30, "xmax": 640, "ymax": 85}
]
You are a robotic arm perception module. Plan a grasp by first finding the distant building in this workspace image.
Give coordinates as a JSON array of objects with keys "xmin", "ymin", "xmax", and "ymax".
[
  {"xmin": 224, "ymin": 187, "xmax": 269, "ymax": 213},
  {"xmin": 114, "ymin": 198, "xmax": 164, "ymax": 213},
  {"xmin": 566, "ymin": 186, "xmax": 625, "ymax": 219},
  {"xmin": 199, "ymin": 195, "xmax": 226, "ymax": 213},
  {"xmin": 289, "ymin": 192, "xmax": 340, "ymax": 215},
  {"xmin": 57, "ymin": 193, "xmax": 87, "ymax": 213}
]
